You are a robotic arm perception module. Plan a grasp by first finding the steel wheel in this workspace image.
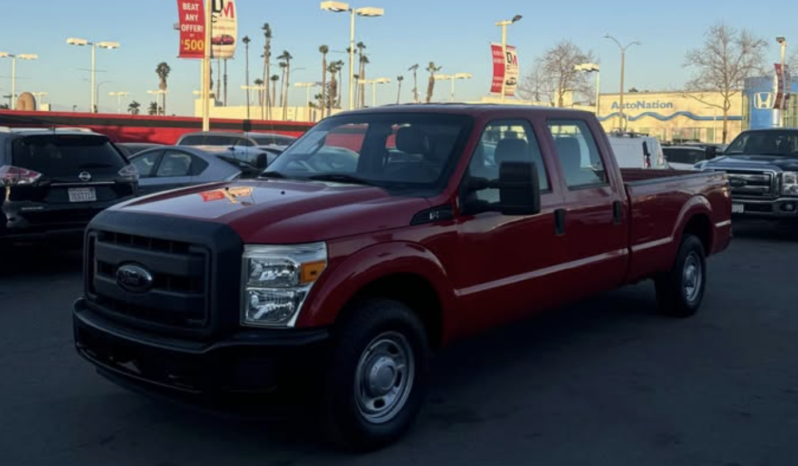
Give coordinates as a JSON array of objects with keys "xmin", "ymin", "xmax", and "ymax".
[
  {"xmin": 683, "ymin": 251, "xmax": 703, "ymax": 304},
  {"xmin": 354, "ymin": 331, "xmax": 415, "ymax": 425}
]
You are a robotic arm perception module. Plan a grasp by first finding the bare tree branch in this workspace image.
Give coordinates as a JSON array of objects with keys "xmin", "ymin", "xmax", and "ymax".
[
  {"xmin": 520, "ymin": 40, "xmax": 596, "ymax": 107},
  {"xmin": 683, "ymin": 22, "xmax": 767, "ymax": 143}
]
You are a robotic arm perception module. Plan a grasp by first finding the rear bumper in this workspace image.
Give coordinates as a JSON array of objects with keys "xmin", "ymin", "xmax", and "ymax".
[
  {"xmin": 731, "ymin": 197, "xmax": 798, "ymax": 219},
  {"xmin": 2, "ymin": 196, "xmax": 135, "ymax": 239},
  {"xmin": 73, "ymin": 298, "xmax": 330, "ymax": 403}
]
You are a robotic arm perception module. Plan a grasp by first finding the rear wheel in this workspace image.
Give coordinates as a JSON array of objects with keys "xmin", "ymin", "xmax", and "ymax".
[
  {"xmin": 655, "ymin": 235, "xmax": 707, "ymax": 318},
  {"xmin": 320, "ymin": 298, "xmax": 429, "ymax": 451}
]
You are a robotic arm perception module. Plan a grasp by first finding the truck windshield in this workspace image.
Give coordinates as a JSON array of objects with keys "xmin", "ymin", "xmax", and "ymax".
[
  {"xmin": 265, "ymin": 113, "xmax": 472, "ymax": 188},
  {"xmin": 726, "ymin": 130, "xmax": 798, "ymax": 157}
]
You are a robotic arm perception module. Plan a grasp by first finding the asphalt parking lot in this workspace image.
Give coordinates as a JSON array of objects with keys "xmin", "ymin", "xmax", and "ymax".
[{"xmin": 2, "ymin": 223, "xmax": 798, "ymax": 466}]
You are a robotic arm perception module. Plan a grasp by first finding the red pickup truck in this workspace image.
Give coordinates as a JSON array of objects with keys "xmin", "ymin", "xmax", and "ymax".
[{"xmin": 73, "ymin": 105, "xmax": 731, "ymax": 450}]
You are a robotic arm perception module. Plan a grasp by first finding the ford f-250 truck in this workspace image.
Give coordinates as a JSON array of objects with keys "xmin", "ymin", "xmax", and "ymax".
[{"xmin": 73, "ymin": 105, "xmax": 732, "ymax": 450}]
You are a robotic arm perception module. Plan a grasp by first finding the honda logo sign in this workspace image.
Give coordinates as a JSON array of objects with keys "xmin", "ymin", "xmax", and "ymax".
[{"xmin": 754, "ymin": 92, "xmax": 774, "ymax": 110}]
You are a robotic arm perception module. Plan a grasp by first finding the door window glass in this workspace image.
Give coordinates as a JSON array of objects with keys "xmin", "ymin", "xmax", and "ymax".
[
  {"xmin": 156, "ymin": 151, "xmax": 193, "ymax": 177},
  {"xmin": 548, "ymin": 120, "xmax": 608, "ymax": 189}
]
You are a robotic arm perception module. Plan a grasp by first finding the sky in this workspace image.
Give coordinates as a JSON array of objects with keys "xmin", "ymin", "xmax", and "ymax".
[{"xmin": 1, "ymin": 0, "xmax": 796, "ymax": 115}]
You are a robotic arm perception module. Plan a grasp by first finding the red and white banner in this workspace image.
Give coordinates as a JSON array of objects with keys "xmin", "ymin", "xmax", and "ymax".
[
  {"xmin": 490, "ymin": 43, "xmax": 519, "ymax": 97},
  {"xmin": 774, "ymin": 63, "xmax": 792, "ymax": 110},
  {"xmin": 177, "ymin": 0, "xmax": 205, "ymax": 59}
]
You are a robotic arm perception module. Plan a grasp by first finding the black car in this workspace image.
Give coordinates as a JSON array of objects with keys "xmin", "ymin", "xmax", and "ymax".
[{"xmin": 0, "ymin": 128, "xmax": 138, "ymax": 242}]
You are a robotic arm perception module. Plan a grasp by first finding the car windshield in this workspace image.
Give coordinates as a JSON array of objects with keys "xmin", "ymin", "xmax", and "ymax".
[
  {"xmin": 265, "ymin": 113, "xmax": 472, "ymax": 189},
  {"xmin": 179, "ymin": 134, "xmax": 248, "ymax": 146},
  {"xmin": 726, "ymin": 131, "xmax": 798, "ymax": 156},
  {"xmin": 664, "ymin": 148, "xmax": 706, "ymax": 165},
  {"xmin": 11, "ymin": 134, "xmax": 127, "ymax": 176},
  {"xmin": 251, "ymin": 135, "xmax": 294, "ymax": 146}
]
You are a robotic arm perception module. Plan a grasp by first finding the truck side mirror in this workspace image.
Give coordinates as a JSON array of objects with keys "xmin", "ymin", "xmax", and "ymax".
[
  {"xmin": 705, "ymin": 146, "xmax": 718, "ymax": 160},
  {"xmin": 498, "ymin": 161, "xmax": 541, "ymax": 216}
]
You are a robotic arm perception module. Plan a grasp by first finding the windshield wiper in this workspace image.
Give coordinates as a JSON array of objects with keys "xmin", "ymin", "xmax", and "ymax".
[
  {"xmin": 307, "ymin": 174, "xmax": 374, "ymax": 186},
  {"xmin": 259, "ymin": 171, "xmax": 288, "ymax": 179}
]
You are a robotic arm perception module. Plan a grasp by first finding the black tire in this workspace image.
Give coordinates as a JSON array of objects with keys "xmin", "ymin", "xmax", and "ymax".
[
  {"xmin": 320, "ymin": 298, "xmax": 429, "ymax": 452},
  {"xmin": 655, "ymin": 235, "xmax": 707, "ymax": 318}
]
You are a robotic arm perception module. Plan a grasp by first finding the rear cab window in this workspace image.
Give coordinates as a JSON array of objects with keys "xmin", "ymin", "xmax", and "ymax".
[
  {"xmin": 11, "ymin": 134, "xmax": 127, "ymax": 178},
  {"xmin": 547, "ymin": 120, "xmax": 608, "ymax": 189}
]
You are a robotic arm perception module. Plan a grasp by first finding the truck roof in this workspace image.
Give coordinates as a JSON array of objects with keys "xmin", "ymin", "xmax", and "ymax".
[{"xmin": 332, "ymin": 103, "xmax": 595, "ymax": 119}]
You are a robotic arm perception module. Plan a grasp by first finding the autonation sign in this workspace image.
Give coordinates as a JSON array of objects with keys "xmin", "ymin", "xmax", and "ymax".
[{"xmin": 611, "ymin": 101, "xmax": 675, "ymax": 110}]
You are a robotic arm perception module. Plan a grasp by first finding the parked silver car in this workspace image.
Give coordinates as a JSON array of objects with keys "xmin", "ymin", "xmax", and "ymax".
[
  {"xmin": 129, "ymin": 146, "xmax": 241, "ymax": 196},
  {"xmin": 176, "ymin": 131, "xmax": 292, "ymax": 165}
]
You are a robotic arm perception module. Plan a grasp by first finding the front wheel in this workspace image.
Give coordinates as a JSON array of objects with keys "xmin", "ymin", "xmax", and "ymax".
[
  {"xmin": 655, "ymin": 235, "xmax": 707, "ymax": 318},
  {"xmin": 320, "ymin": 298, "xmax": 429, "ymax": 451}
]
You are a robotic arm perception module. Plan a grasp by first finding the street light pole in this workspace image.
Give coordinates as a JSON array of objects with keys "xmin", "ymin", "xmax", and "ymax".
[
  {"xmin": 575, "ymin": 64, "xmax": 600, "ymax": 116},
  {"xmin": 496, "ymin": 15, "xmax": 522, "ymax": 103},
  {"xmin": 67, "ymin": 38, "xmax": 120, "ymax": 113},
  {"xmin": 0, "ymin": 52, "xmax": 38, "ymax": 110},
  {"xmin": 201, "ymin": 0, "xmax": 212, "ymax": 131},
  {"xmin": 109, "ymin": 91, "xmax": 129, "ymax": 114},
  {"xmin": 295, "ymin": 82, "xmax": 320, "ymax": 122},
  {"xmin": 321, "ymin": 2, "xmax": 384, "ymax": 111},
  {"xmin": 434, "ymin": 73, "xmax": 472, "ymax": 102},
  {"xmin": 604, "ymin": 35, "xmax": 640, "ymax": 131}
]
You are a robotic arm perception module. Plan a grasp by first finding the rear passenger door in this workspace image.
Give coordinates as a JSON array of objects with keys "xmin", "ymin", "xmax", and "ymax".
[
  {"xmin": 545, "ymin": 119, "xmax": 628, "ymax": 297},
  {"xmin": 151, "ymin": 150, "xmax": 196, "ymax": 193},
  {"xmin": 456, "ymin": 118, "xmax": 568, "ymax": 331}
]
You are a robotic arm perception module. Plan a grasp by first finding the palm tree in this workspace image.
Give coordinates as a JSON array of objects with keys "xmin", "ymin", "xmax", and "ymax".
[
  {"xmin": 426, "ymin": 62, "xmax": 442, "ymax": 104},
  {"xmin": 262, "ymin": 23, "xmax": 273, "ymax": 119},
  {"xmin": 397, "ymin": 75, "xmax": 404, "ymax": 104},
  {"xmin": 243, "ymin": 36, "xmax": 251, "ymax": 118},
  {"xmin": 148, "ymin": 101, "xmax": 158, "ymax": 116},
  {"xmin": 278, "ymin": 62, "xmax": 287, "ymax": 108},
  {"xmin": 223, "ymin": 58, "xmax": 229, "ymax": 106},
  {"xmin": 327, "ymin": 61, "xmax": 340, "ymax": 111},
  {"xmin": 215, "ymin": 58, "xmax": 222, "ymax": 104},
  {"xmin": 155, "ymin": 62, "xmax": 171, "ymax": 114},
  {"xmin": 408, "ymin": 64, "xmax": 420, "ymax": 103},
  {"xmin": 254, "ymin": 78, "xmax": 265, "ymax": 107},
  {"xmin": 356, "ymin": 42, "xmax": 367, "ymax": 108},
  {"xmin": 270, "ymin": 74, "xmax": 280, "ymax": 111},
  {"xmin": 359, "ymin": 55, "xmax": 371, "ymax": 108},
  {"xmin": 128, "ymin": 100, "xmax": 141, "ymax": 115},
  {"xmin": 319, "ymin": 45, "xmax": 329, "ymax": 117},
  {"xmin": 337, "ymin": 60, "xmax": 344, "ymax": 105},
  {"xmin": 278, "ymin": 50, "xmax": 293, "ymax": 119}
]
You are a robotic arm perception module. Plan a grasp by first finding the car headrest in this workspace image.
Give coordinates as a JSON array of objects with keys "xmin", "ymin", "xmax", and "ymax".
[
  {"xmin": 555, "ymin": 137, "xmax": 582, "ymax": 172},
  {"xmin": 494, "ymin": 138, "xmax": 530, "ymax": 166},
  {"xmin": 396, "ymin": 126, "xmax": 430, "ymax": 154}
]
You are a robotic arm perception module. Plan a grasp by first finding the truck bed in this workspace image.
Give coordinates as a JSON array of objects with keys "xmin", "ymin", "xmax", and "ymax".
[{"xmin": 621, "ymin": 168, "xmax": 731, "ymax": 283}]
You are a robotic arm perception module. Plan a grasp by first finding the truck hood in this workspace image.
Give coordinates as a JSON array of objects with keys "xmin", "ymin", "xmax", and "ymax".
[
  {"xmin": 705, "ymin": 154, "xmax": 798, "ymax": 172},
  {"xmin": 116, "ymin": 180, "xmax": 432, "ymax": 244}
]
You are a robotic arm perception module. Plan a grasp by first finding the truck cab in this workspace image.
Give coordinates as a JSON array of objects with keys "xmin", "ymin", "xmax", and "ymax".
[{"xmin": 72, "ymin": 105, "xmax": 731, "ymax": 450}]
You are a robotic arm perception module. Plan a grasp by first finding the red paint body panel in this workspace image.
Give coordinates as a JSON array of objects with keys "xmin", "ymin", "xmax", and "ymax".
[
  {"xmin": 0, "ymin": 110, "xmax": 312, "ymax": 145},
  {"xmin": 102, "ymin": 105, "xmax": 732, "ymax": 346}
]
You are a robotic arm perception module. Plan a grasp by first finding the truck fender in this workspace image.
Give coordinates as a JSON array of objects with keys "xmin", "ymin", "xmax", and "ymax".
[
  {"xmin": 668, "ymin": 195, "xmax": 713, "ymax": 262},
  {"xmin": 297, "ymin": 241, "xmax": 457, "ymax": 338}
]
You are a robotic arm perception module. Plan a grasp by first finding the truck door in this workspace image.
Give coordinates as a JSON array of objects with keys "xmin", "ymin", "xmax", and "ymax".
[
  {"xmin": 544, "ymin": 119, "xmax": 629, "ymax": 299},
  {"xmin": 455, "ymin": 118, "xmax": 568, "ymax": 333}
]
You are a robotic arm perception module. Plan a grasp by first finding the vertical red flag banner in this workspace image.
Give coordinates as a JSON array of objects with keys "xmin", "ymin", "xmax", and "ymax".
[
  {"xmin": 210, "ymin": 0, "xmax": 238, "ymax": 59},
  {"xmin": 490, "ymin": 43, "xmax": 520, "ymax": 97},
  {"xmin": 490, "ymin": 43, "xmax": 504, "ymax": 94},
  {"xmin": 177, "ymin": 0, "xmax": 205, "ymax": 59},
  {"xmin": 775, "ymin": 64, "xmax": 792, "ymax": 110}
]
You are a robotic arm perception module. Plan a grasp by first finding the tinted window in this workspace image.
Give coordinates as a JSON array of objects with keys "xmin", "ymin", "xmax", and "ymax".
[
  {"xmin": 251, "ymin": 135, "xmax": 295, "ymax": 146},
  {"xmin": 179, "ymin": 135, "xmax": 251, "ymax": 147},
  {"xmin": 664, "ymin": 148, "xmax": 705, "ymax": 165},
  {"xmin": 190, "ymin": 156, "xmax": 210, "ymax": 175},
  {"xmin": 547, "ymin": 120, "xmax": 608, "ymax": 189},
  {"xmin": 466, "ymin": 119, "xmax": 549, "ymax": 207},
  {"xmin": 156, "ymin": 151, "xmax": 192, "ymax": 177},
  {"xmin": 268, "ymin": 113, "xmax": 472, "ymax": 188},
  {"xmin": 11, "ymin": 135, "xmax": 127, "ymax": 177},
  {"xmin": 726, "ymin": 131, "xmax": 798, "ymax": 156},
  {"xmin": 131, "ymin": 150, "xmax": 162, "ymax": 178}
]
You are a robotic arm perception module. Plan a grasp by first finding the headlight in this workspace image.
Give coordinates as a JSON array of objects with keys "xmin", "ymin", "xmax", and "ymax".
[
  {"xmin": 242, "ymin": 243, "xmax": 327, "ymax": 328},
  {"xmin": 783, "ymin": 172, "xmax": 798, "ymax": 196}
]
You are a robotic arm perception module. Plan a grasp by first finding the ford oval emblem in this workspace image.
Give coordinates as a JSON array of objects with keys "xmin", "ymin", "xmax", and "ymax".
[{"xmin": 116, "ymin": 264, "xmax": 154, "ymax": 293}]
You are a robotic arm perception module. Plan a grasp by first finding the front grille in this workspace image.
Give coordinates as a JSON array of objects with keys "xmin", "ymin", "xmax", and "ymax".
[
  {"xmin": 86, "ymin": 229, "xmax": 212, "ymax": 337},
  {"xmin": 721, "ymin": 170, "xmax": 776, "ymax": 199}
]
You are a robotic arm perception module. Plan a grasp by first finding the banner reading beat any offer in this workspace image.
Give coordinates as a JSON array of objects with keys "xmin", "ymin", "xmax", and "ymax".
[{"xmin": 177, "ymin": 0, "xmax": 205, "ymax": 59}]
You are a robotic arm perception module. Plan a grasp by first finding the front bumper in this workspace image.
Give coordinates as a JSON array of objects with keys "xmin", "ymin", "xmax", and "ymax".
[
  {"xmin": 73, "ymin": 298, "xmax": 330, "ymax": 403},
  {"xmin": 731, "ymin": 197, "xmax": 798, "ymax": 219}
]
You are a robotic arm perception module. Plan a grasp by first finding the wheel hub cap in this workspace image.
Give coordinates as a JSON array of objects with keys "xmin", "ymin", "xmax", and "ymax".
[
  {"xmin": 355, "ymin": 332, "xmax": 415, "ymax": 425},
  {"xmin": 683, "ymin": 252, "xmax": 702, "ymax": 302}
]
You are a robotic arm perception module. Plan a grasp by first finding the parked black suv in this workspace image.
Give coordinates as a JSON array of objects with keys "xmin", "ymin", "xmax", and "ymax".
[{"xmin": 0, "ymin": 128, "xmax": 138, "ymax": 242}]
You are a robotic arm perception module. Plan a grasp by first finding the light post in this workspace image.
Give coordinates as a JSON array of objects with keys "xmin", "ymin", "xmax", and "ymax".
[
  {"xmin": 575, "ymin": 63, "xmax": 600, "ymax": 116},
  {"xmin": 241, "ymin": 85, "xmax": 266, "ymax": 118},
  {"xmin": 147, "ymin": 90, "xmax": 167, "ymax": 115},
  {"xmin": 434, "ymin": 73, "xmax": 472, "ymax": 102},
  {"xmin": 321, "ymin": 1, "xmax": 384, "ymax": 111},
  {"xmin": 0, "ymin": 52, "xmax": 38, "ymax": 110},
  {"xmin": 496, "ymin": 15, "xmax": 522, "ymax": 103},
  {"xmin": 604, "ymin": 35, "xmax": 640, "ymax": 131},
  {"xmin": 359, "ymin": 77, "xmax": 390, "ymax": 107},
  {"xmin": 67, "ymin": 38, "xmax": 120, "ymax": 113},
  {"xmin": 777, "ymin": 37, "xmax": 788, "ymax": 128},
  {"xmin": 32, "ymin": 92, "xmax": 47, "ymax": 107},
  {"xmin": 109, "ymin": 91, "xmax": 129, "ymax": 114},
  {"xmin": 295, "ymin": 82, "xmax": 321, "ymax": 122}
]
